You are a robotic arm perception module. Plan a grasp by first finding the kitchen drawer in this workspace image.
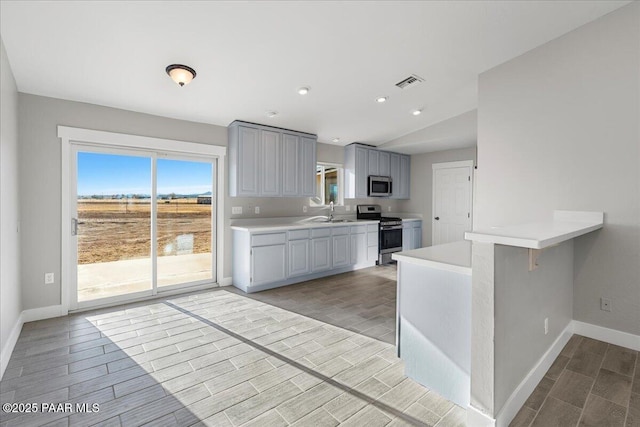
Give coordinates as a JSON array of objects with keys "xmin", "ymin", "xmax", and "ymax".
[
  {"xmin": 367, "ymin": 224, "xmax": 378, "ymax": 232},
  {"xmin": 311, "ymin": 228, "xmax": 332, "ymax": 238},
  {"xmin": 251, "ymin": 232, "xmax": 286, "ymax": 247},
  {"xmin": 350, "ymin": 225, "xmax": 366, "ymax": 234},
  {"xmin": 288, "ymin": 229, "xmax": 310, "ymax": 240},
  {"xmin": 332, "ymin": 226, "xmax": 350, "ymax": 236}
]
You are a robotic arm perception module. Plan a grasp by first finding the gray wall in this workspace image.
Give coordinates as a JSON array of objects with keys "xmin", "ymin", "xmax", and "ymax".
[
  {"xmin": 398, "ymin": 147, "xmax": 477, "ymax": 246},
  {"xmin": 494, "ymin": 242, "xmax": 574, "ymax": 413},
  {"xmin": 17, "ymin": 93, "xmax": 389, "ymax": 311},
  {"xmin": 476, "ymin": 2, "xmax": 640, "ymax": 335},
  {"xmin": 19, "ymin": 94, "xmax": 227, "ymax": 310},
  {"xmin": 1, "ymin": 38, "xmax": 21, "ymax": 370}
]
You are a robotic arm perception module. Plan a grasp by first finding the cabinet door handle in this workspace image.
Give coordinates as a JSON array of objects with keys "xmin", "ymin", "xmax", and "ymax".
[{"xmin": 434, "ymin": 217, "xmax": 440, "ymax": 220}]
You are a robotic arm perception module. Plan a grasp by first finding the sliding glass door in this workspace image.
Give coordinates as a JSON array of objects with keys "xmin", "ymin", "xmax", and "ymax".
[
  {"xmin": 72, "ymin": 146, "xmax": 216, "ymax": 308},
  {"xmin": 156, "ymin": 158, "xmax": 214, "ymax": 288}
]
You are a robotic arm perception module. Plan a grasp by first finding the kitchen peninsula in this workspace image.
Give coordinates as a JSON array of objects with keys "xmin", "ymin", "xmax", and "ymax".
[{"xmin": 393, "ymin": 210, "xmax": 604, "ymax": 425}]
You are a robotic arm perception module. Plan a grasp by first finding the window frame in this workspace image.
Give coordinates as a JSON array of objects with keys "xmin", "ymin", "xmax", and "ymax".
[{"xmin": 312, "ymin": 162, "xmax": 344, "ymax": 207}]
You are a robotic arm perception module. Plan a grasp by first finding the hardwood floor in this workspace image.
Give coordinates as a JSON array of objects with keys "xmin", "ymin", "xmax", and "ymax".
[
  {"xmin": 511, "ymin": 335, "xmax": 639, "ymax": 427},
  {"xmin": 4, "ymin": 266, "xmax": 634, "ymax": 427},
  {"xmin": 0, "ymin": 278, "xmax": 463, "ymax": 427},
  {"xmin": 228, "ymin": 264, "xmax": 398, "ymax": 344}
]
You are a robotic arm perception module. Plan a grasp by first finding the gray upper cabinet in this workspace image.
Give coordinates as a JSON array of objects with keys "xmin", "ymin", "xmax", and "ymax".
[
  {"xmin": 379, "ymin": 151, "xmax": 390, "ymax": 176},
  {"xmin": 261, "ymin": 130, "xmax": 281, "ymax": 196},
  {"xmin": 345, "ymin": 144, "xmax": 410, "ymax": 199},
  {"xmin": 229, "ymin": 121, "xmax": 317, "ymax": 197},
  {"xmin": 281, "ymin": 133, "xmax": 299, "ymax": 196},
  {"xmin": 300, "ymin": 136, "xmax": 316, "ymax": 197},
  {"xmin": 368, "ymin": 150, "xmax": 380, "ymax": 176},
  {"xmin": 344, "ymin": 145, "xmax": 369, "ymax": 199},
  {"xmin": 230, "ymin": 126, "xmax": 260, "ymax": 197}
]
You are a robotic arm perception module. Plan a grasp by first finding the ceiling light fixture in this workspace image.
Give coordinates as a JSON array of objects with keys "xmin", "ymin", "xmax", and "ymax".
[
  {"xmin": 376, "ymin": 97, "xmax": 388, "ymax": 103},
  {"xmin": 166, "ymin": 64, "xmax": 196, "ymax": 87},
  {"xmin": 266, "ymin": 111, "xmax": 278, "ymax": 118},
  {"xmin": 332, "ymin": 137, "xmax": 340, "ymax": 143},
  {"xmin": 412, "ymin": 109, "xmax": 423, "ymax": 116},
  {"xmin": 298, "ymin": 87, "xmax": 310, "ymax": 95}
]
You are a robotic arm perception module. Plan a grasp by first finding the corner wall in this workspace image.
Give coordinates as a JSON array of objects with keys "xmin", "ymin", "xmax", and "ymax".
[
  {"xmin": 476, "ymin": 2, "xmax": 640, "ymax": 337},
  {"xmin": 0, "ymin": 38, "xmax": 22, "ymax": 377}
]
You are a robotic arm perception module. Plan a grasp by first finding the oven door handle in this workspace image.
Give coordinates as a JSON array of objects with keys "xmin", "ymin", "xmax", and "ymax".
[{"xmin": 380, "ymin": 225, "xmax": 403, "ymax": 230}]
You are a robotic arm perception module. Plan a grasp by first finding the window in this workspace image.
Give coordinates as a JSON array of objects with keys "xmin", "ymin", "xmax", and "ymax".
[{"xmin": 313, "ymin": 163, "xmax": 344, "ymax": 206}]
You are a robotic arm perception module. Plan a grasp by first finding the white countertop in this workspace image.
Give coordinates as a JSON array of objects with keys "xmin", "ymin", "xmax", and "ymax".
[
  {"xmin": 230, "ymin": 217, "xmax": 379, "ymax": 232},
  {"xmin": 392, "ymin": 240, "xmax": 472, "ymax": 275},
  {"xmin": 230, "ymin": 214, "xmax": 421, "ymax": 232},
  {"xmin": 464, "ymin": 210, "xmax": 603, "ymax": 249}
]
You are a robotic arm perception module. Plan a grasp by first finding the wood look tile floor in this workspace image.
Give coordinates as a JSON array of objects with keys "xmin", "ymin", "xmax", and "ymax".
[
  {"xmin": 0, "ymin": 278, "xmax": 463, "ymax": 427},
  {"xmin": 227, "ymin": 265, "xmax": 399, "ymax": 344},
  {"xmin": 510, "ymin": 334, "xmax": 640, "ymax": 427}
]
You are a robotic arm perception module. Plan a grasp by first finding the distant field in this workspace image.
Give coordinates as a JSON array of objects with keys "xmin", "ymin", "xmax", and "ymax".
[{"xmin": 78, "ymin": 198, "xmax": 212, "ymax": 264}]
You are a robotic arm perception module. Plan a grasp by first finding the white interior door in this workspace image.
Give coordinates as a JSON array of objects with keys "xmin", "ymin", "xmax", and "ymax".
[{"xmin": 432, "ymin": 161, "xmax": 473, "ymax": 246}]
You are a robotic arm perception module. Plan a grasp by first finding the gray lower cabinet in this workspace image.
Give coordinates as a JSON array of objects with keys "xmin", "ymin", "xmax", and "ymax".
[
  {"xmin": 229, "ymin": 121, "xmax": 317, "ymax": 198},
  {"xmin": 311, "ymin": 237, "xmax": 331, "ymax": 272},
  {"xmin": 288, "ymin": 231, "xmax": 311, "ymax": 277},
  {"xmin": 350, "ymin": 229, "xmax": 367, "ymax": 265},
  {"xmin": 251, "ymin": 244, "xmax": 287, "ymax": 285},
  {"xmin": 402, "ymin": 220, "xmax": 423, "ymax": 251},
  {"xmin": 233, "ymin": 223, "xmax": 379, "ymax": 293},
  {"xmin": 332, "ymin": 232, "xmax": 351, "ymax": 268}
]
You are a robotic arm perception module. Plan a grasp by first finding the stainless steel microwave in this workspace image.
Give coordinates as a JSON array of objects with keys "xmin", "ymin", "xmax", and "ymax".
[{"xmin": 368, "ymin": 176, "xmax": 392, "ymax": 197}]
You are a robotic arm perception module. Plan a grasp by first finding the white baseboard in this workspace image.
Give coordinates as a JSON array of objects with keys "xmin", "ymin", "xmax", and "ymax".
[
  {"xmin": 0, "ymin": 312, "xmax": 24, "ymax": 380},
  {"xmin": 22, "ymin": 304, "xmax": 65, "ymax": 323},
  {"xmin": 220, "ymin": 277, "xmax": 233, "ymax": 287},
  {"xmin": 573, "ymin": 320, "xmax": 640, "ymax": 351},
  {"xmin": 494, "ymin": 322, "xmax": 573, "ymax": 427},
  {"xmin": 467, "ymin": 404, "xmax": 496, "ymax": 427}
]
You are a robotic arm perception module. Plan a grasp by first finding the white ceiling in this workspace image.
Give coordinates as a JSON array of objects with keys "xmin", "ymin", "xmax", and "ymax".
[{"xmin": 0, "ymin": 1, "xmax": 628, "ymax": 151}]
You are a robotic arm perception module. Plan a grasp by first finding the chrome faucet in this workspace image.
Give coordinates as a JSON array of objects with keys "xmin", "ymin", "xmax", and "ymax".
[{"xmin": 329, "ymin": 201, "xmax": 334, "ymax": 221}]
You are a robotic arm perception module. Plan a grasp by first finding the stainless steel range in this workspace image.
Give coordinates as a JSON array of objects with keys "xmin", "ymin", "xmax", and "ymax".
[{"xmin": 356, "ymin": 204, "xmax": 403, "ymax": 265}]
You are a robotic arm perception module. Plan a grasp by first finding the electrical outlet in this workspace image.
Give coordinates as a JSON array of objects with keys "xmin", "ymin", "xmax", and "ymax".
[
  {"xmin": 303, "ymin": 206, "xmax": 308, "ymax": 213},
  {"xmin": 44, "ymin": 273, "xmax": 54, "ymax": 285},
  {"xmin": 254, "ymin": 206, "xmax": 260, "ymax": 214},
  {"xmin": 601, "ymin": 298, "xmax": 612, "ymax": 312},
  {"xmin": 388, "ymin": 206, "xmax": 391, "ymax": 212},
  {"xmin": 232, "ymin": 206, "xmax": 242, "ymax": 215},
  {"xmin": 544, "ymin": 317, "xmax": 549, "ymax": 335}
]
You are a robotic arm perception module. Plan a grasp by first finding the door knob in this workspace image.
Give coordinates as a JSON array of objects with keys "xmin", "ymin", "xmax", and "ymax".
[{"xmin": 434, "ymin": 217, "xmax": 440, "ymax": 220}]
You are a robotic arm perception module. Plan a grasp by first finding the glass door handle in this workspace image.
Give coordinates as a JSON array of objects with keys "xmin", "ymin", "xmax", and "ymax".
[{"xmin": 71, "ymin": 218, "xmax": 78, "ymax": 236}]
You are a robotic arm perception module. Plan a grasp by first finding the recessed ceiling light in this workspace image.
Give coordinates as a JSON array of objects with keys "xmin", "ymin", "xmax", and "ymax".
[
  {"xmin": 297, "ymin": 87, "xmax": 310, "ymax": 95},
  {"xmin": 376, "ymin": 97, "xmax": 388, "ymax": 103},
  {"xmin": 266, "ymin": 111, "xmax": 278, "ymax": 118},
  {"xmin": 332, "ymin": 137, "xmax": 340, "ymax": 143},
  {"xmin": 412, "ymin": 109, "xmax": 423, "ymax": 116}
]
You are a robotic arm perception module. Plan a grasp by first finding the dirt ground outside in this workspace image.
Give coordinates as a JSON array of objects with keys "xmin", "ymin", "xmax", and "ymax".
[{"xmin": 78, "ymin": 198, "xmax": 212, "ymax": 265}]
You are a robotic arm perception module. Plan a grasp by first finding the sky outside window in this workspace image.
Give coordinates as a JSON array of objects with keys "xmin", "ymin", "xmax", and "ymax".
[{"xmin": 77, "ymin": 153, "xmax": 212, "ymax": 196}]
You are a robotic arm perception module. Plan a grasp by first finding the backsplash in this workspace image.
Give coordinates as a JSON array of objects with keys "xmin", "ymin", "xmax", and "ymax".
[{"xmin": 227, "ymin": 196, "xmax": 403, "ymax": 219}]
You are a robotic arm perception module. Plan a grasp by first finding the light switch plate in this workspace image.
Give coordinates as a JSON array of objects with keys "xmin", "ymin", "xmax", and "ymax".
[
  {"xmin": 255, "ymin": 206, "xmax": 260, "ymax": 214},
  {"xmin": 303, "ymin": 206, "xmax": 308, "ymax": 213},
  {"xmin": 346, "ymin": 205, "xmax": 351, "ymax": 211},
  {"xmin": 232, "ymin": 207, "xmax": 242, "ymax": 215}
]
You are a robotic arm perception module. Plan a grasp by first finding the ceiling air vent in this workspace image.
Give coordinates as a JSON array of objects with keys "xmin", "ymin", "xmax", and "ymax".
[{"xmin": 395, "ymin": 74, "xmax": 425, "ymax": 89}]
